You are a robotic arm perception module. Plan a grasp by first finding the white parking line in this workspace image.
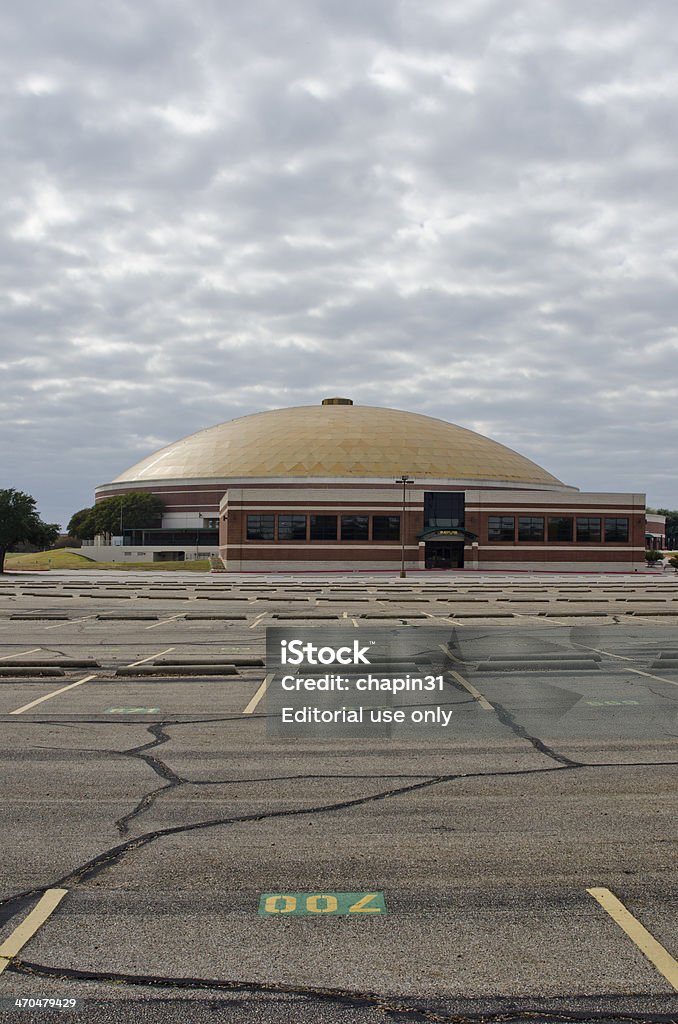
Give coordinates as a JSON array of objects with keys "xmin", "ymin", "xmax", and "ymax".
[
  {"xmin": 128, "ymin": 647, "xmax": 175, "ymax": 666},
  {"xmin": 422, "ymin": 611, "xmax": 464, "ymax": 626},
  {"xmin": 243, "ymin": 673, "xmax": 273, "ymax": 714},
  {"xmin": 512, "ymin": 610, "xmax": 568, "ymax": 626},
  {"xmin": 10, "ymin": 675, "xmax": 99, "ymax": 716},
  {"xmin": 249, "ymin": 613, "xmax": 266, "ymax": 630},
  {"xmin": 145, "ymin": 614, "xmax": 184, "ymax": 630},
  {"xmin": 0, "ymin": 648, "xmax": 41, "ymax": 661},
  {"xmin": 573, "ymin": 645, "xmax": 634, "ymax": 661},
  {"xmin": 8, "ymin": 646, "xmax": 177, "ymax": 713},
  {"xmin": 44, "ymin": 615, "xmax": 98, "ymax": 630},
  {"xmin": 573, "ymin": 643, "xmax": 678, "ymax": 689}
]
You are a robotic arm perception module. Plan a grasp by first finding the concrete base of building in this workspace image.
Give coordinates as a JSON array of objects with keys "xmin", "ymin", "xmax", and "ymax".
[
  {"xmin": 218, "ymin": 558, "xmax": 640, "ymax": 573},
  {"xmin": 475, "ymin": 560, "xmax": 640, "ymax": 572},
  {"xmin": 68, "ymin": 546, "xmax": 220, "ymax": 564},
  {"xmin": 220, "ymin": 558, "xmax": 422, "ymax": 572}
]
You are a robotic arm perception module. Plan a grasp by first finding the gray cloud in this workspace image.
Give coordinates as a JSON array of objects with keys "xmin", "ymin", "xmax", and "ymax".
[{"xmin": 1, "ymin": 0, "xmax": 677, "ymax": 526}]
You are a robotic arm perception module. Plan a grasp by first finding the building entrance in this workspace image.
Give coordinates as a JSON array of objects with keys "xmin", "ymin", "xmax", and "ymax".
[{"xmin": 425, "ymin": 540, "xmax": 464, "ymax": 569}]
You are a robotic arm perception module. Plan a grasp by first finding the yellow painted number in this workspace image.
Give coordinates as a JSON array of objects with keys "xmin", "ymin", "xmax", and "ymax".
[
  {"xmin": 306, "ymin": 894, "xmax": 338, "ymax": 913},
  {"xmin": 265, "ymin": 895, "xmax": 296, "ymax": 914},
  {"xmin": 348, "ymin": 893, "xmax": 381, "ymax": 913}
]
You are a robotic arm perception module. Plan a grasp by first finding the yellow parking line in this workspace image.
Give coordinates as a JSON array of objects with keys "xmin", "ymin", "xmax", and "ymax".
[
  {"xmin": 9, "ymin": 675, "xmax": 99, "ymax": 716},
  {"xmin": 243, "ymin": 673, "xmax": 273, "ymax": 714},
  {"xmin": 0, "ymin": 888, "xmax": 68, "ymax": 976},
  {"xmin": 439, "ymin": 644, "xmax": 494, "ymax": 709},
  {"xmin": 128, "ymin": 647, "xmax": 174, "ymax": 666},
  {"xmin": 445, "ymin": 669, "xmax": 495, "ymax": 711},
  {"xmin": 438, "ymin": 644, "xmax": 466, "ymax": 665},
  {"xmin": 587, "ymin": 887, "xmax": 678, "ymax": 991},
  {"xmin": 0, "ymin": 648, "xmax": 41, "ymax": 661}
]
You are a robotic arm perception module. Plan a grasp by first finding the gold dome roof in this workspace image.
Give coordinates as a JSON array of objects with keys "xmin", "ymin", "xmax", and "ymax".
[{"xmin": 112, "ymin": 403, "xmax": 567, "ymax": 487}]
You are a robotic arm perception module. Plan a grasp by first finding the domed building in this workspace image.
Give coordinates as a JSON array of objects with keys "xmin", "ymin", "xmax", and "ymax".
[{"xmin": 92, "ymin": 398, "xmax": 648, "ymax": 571}]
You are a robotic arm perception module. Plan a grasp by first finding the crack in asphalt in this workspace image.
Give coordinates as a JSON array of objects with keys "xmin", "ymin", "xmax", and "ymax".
[
  {"xmin": 646, "ymin": 686, "xmax": 678, "ymax": 704},
  {"xmin": 1, "ymin": 755, "xmax": 675, "ymax": 920},
  {"xmin": 485, "ymin": 699, "xmax": 581, "ymax": 767},
  {"xmin": 114, "ymin": 780, "xmax": 176, "ymax": 837},
  {"xmin": 112, "ymin": 691, "xmax": 581, "ymax": 836},
  {"xmin": 110, "ymin": 694, "xmax": 577, "ymax": 833},
  {"xmin": 6, "ymin": 961, "xmax": 677, "ymax": 1024},
  {"xmin": 441, "ymin": 670, "xmax": 580, "ymax": 768},
  {"xmin": 111, "ymin": 723, "xmax": 186, "ymax": 836},
  {"xmin": 0, "ymin": 764, "xmax": 571, "ymax": 914}
]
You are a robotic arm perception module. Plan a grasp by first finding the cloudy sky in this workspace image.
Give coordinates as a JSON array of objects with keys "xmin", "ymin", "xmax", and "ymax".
[{"xmin": 2, "ymin": 0, "xmax": 677, "ymax": 528}]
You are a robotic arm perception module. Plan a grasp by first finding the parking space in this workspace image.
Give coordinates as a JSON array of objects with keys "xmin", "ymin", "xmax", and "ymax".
[{"xmin": 0, "ymin": 570, "xmax": 676, "ymax": 1021}]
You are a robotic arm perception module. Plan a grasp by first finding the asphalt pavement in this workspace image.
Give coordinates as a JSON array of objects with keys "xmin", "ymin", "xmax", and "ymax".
[{"xmin": 0, "ymin": 569, "xmax": 676, "ymax": 1024}]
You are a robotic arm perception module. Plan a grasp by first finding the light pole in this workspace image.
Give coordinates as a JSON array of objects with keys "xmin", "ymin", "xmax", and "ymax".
[{"xmin": 395, "ymin": 475, "xmax": 413, "ymax": 578}]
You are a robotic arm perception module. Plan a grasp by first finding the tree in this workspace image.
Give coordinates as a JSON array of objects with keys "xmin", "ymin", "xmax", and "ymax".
[
  {"xmin": 67, "ymin": 507, "xmax": 98, "ymax": 540},
  {"xmin": 654, "ymin": 508, "xmax": 678, "ymax": 549},
  {"xmin": 0, "ymin": 489, "xmax": 60, "ymax": 573},
  {"xmin": 52, "ymin": 535, "xmax": 81, "ymax": 549},
  {"xmin": 67, "ymin": 492, "xmax": 165, "ymax": 540}
]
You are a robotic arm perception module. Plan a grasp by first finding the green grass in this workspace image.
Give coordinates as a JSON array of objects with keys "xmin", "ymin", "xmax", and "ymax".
[
  {"xmin": 3, "ymin": 550, "xmax": 211, "ymax": 572},
  {"xmin": 4, "ymin": 550, "xmax": 98, "ymax": 570}
]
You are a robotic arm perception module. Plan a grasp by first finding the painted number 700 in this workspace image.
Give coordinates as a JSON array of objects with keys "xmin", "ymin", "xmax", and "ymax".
[{"xmin": 259, "ymin": 891, "xmax": 386, "ymax": 916}]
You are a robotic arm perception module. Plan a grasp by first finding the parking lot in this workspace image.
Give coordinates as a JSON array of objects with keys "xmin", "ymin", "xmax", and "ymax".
[{"xmin": 0, "ymin": 570, "xmax": 677, "ymax": 1023}]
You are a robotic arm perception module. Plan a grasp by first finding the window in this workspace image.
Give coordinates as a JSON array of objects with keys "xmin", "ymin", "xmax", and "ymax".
[
  {"xmin": 424, "ymin": 492, "xmax": 464, "ymax": 528},
  {"xmin": 605, "ymin": 517, "xmax": 629, "ymax": 542},
  {"xmin": 142, "ymin": 530, "xmax": 219, "ymax": 545},
  {"xmin": 341, "ymin": 515, "xmax": 369, "ymax": 540},
  {"xmin": 247, "ymin": 514, "xmax": 274, "ymax": 540},
  {"xmin": 203, "ymin": 518, "xmax": 219, "ymax": 529},
  {"xmin": 278, "ymin": 515, "xmax": 307, "ymax": 541},
  {"xmin": 373, "ymin": 515, "xmax": 400, "ymax": 541},
  {"xmin": 576, "ymin": 517, "xmax": 601, "ymax": 543},
  {"xmin": 488, "ymin": 516, "xmax": 515, "ymax": 542},
  {"xmin": 518, "ymin": 516, "xmax": 544, "ymax": 541},
  {"xmin": 310, "ymin": 515, "xmax": 337, "ymax": 541},
  {"xmin": 547, "ymin": 517, "xmax": 573, "ymax": 542}
]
